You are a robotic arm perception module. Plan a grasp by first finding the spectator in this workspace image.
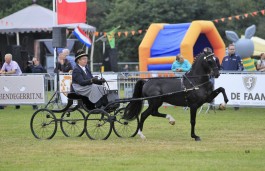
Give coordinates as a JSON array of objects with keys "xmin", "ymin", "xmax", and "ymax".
[
  {"xmin": 221, "ymin": 44, "xmax": 242, "ymax": 110},
  {"xmin": 72, "ymin": 49, "xmax": 107, "ymax": 109},
  {"xmin": 25, "ymin": 57, "xmax": 46, "ymax": 74},
  {"xmin": 0, "ymin": 53, "xmax": 22, "ymax": 109},
  {"xmin": 221, "ymin": 44, "xmax": 243, "ymax": 71},
  {"xmin": 256, "ymin": 53, "xmax": 265, "ymax": 72},
  {"xmin": 171, "ymin": 54, "xmax": 191, "ymax": 72},
  {"xmin": 54, "ymin": 53, "xmax": 73, "ymax": 73},
  {"xmin": 27, "ymin": 57, "xmax": 46, "ymax": 110},
  {"xmin": 31, "ymin": 57, "xmax": 46, "ymax": 73},
  {"xmin": 123, "ymin": 64, "xmax": 129, "ymax": 72},
  {"xmin": 203, "ymin": 47, "xmax": 219, "ymax": 110},
  {"xmin": 122, "ymin": 64, "xmax": 129, "ymax": 77},
  {"xmin": 62, "ymin": 48, "xmax": 76, "ymax": 68},
  {"xmin": 135, "ymin": 65, "xmax": 139, "ymax": 71}
]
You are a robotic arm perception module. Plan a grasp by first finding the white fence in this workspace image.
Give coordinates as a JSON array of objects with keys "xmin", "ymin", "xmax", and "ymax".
[{"xmin": 0, "ymin": 71, "xmax": 264, "ymax": 107}]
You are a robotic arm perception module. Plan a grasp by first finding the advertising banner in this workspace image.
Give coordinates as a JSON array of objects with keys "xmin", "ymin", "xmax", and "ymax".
[
  {"xmin": 214, "ymin": 74, "xmax": 265, "ymax": 106},
  {"xmin": 0, "ymin": 75, "xmax": 45, "ymax": 104}
]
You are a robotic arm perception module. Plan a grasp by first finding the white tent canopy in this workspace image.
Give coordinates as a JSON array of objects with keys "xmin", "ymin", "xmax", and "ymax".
[
  {"xmin": 0, "ymin": 4, "xmax": 96, "ymax": 34},
  {"xmin": 0, "ymin": 4, "xmax": 96, "ymax": 71}
]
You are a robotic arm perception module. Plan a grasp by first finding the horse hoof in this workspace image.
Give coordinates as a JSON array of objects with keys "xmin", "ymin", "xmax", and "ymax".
[
  {"xmin": 169, "ymin": 121, "xmax": 175, "ymax": 125},
  {"xmin": 138, "ymin": 131, "xmax": 146, "ymax": 139},
  {"xmin": 195, "ymin": 137, "xmax": 201, "ymax": 141},
  {"xmin": 140, "ymin": 135, "xmax": 146, "ymax": 139},
  {"xmin": 219, "ymin": 103, "xmax": 226, "ymax": 110}
]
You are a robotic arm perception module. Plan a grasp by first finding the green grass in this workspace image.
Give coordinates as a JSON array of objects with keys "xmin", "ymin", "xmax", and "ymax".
[{"xmin": 0, "ymin": 105, "xmax": 265, "ymax": 171}]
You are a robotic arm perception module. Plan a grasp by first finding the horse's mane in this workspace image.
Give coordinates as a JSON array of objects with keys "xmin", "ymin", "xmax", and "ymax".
[{"xmin": 191, "ymin": 53, "xmax": 204, "ymax": 69}]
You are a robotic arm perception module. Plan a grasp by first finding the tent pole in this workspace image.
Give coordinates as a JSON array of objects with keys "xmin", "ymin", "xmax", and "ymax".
[
  {"xmin": 90, "ymin": 32, "xmax": 95, "ymax": 72},
  {"xmin": 16, "ymin": 32, "xmax": 20, "ymax": 46}
]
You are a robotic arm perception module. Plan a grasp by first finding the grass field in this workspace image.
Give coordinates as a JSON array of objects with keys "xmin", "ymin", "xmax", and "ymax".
[{"xmin": 0, "ymin": 105, "xmax": 265, "ymax": 171}]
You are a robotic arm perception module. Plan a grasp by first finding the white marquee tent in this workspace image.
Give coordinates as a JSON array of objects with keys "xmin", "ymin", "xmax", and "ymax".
[
  {"xmin": 0, "ymin": 4, "xmax": 96, "ymax": 70},
  {"xmin": 0, "ymin": 4, "xmax": 96, "ymax": 43}
]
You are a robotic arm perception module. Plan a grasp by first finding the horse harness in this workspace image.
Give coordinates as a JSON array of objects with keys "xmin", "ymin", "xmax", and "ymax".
[{"xmin": 181, "ymin": 74, "xmax": 212, "ymax": 106}]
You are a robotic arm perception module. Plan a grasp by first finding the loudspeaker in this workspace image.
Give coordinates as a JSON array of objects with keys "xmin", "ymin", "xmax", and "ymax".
[
  {"xmin": 109, "ymin": 48, "xmax": 118, "ymax": 72},
  {"xmin": 102, "ymin": 48, "xmax": 118, "ymax": 72},
  {"xmin": 52, "ymin": 27, "xmax": 66, "ymax": 48}
]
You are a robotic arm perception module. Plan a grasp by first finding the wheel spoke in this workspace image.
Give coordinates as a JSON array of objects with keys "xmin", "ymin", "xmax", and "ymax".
[
  {"xmin": 85, "ymin": 110, "xmax": 112, "ymax": 140},
  {"xmin": 60, "ymin": 109, "xmax": 85, "ymax": 137},
  {"xmin": 113, "ymin": 108, "xmax": 139, "ymax": 138},
  {"xmin": 30, "ymin": 109, "xmax": 57, "ymax": 139}
]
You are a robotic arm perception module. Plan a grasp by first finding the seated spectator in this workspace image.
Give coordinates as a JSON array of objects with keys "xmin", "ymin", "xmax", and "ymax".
[
  {"xmin": 31, "ymin": 57, "xmax": 46, "ymax": 73},
  {"xmin": 0, "ymin": 53, "xmax": 22, "ymax": 109},
  {"xmin": 0, "ymin": 53, "xmax": 22, "ymax": 75},
  {"xmin": 256, "ymin": 53, "xmax": 265, "ymax": 72},
  {"xmin": 23, "ymin": 57, "xmax": 46, "ymax": 110},
  {"xmin": 62, "ymin": 48, "xmax": 76, "ymax": 68},
  {"xmin": 171, "ymin": 54, "xmax": 191, "ymax": 72},
  {"xmin": 25, "ymin": 57, "xmax": 46, "ymax": 73},
  {"xmin": 54, "ymin": 53, "xmax": 73, "ymax": 73}
]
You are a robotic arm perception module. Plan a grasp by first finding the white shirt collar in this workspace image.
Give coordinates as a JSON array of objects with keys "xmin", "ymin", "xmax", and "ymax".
[{"xmin": 78, "ymin": 64, "xmax": 86, "ymax": 73}]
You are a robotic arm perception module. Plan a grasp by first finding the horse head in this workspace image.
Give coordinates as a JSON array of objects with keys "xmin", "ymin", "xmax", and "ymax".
[{"xmin": 193, "ymin": 52, "xmax": 220, "ymax": 78}]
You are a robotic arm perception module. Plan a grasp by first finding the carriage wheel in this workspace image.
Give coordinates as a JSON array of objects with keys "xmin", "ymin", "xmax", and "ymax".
[
  {"xmin": 30, "ymin": 109, "xmax": 57, "ymax": 139},
  {"xmin": 113, "ymin": 107, "xmax": 139, "ymax": 138},
  {"xmin": 85, "ymin": 109, "xmax": 112, "ymax": 140},
  {"xmin": 60, "ymin": 109, "xmax": 85, "ymax": 137}
]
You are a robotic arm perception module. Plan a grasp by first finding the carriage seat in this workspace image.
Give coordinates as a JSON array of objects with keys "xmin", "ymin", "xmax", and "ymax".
[{"xmin": 67, "ymin": 92, "xmax": 95, "ymax": 110}]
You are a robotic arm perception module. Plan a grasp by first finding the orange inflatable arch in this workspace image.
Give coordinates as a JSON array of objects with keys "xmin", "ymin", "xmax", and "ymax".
[{"xmin": 139, "ymin": 20, "xmax": 225, "ymax": 71}]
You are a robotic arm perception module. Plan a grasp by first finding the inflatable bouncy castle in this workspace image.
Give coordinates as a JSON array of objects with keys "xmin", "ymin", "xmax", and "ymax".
[{"xmin": 139, "ymin": 20, "xmax": 226, "ymax": 71}]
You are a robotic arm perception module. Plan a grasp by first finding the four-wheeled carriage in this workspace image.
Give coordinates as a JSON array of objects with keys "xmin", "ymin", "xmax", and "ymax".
[{"xmin": 30, "ymin": 89, "xmax": 139, "ymax": 140}]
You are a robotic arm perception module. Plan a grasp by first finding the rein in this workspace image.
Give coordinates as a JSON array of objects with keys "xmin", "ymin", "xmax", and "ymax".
[
  {"xmin": 113, "ymin": 74, "xmax": 211, "ymax": 81},
  {"xmin": 115, "ymin": 79, "xmax": 211, "ymax": 103}
]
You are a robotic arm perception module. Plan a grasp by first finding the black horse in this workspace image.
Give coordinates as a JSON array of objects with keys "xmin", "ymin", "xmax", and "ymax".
[{"xmin": 123, "ymin": 52, "xmax": 229, "ymax": 141}]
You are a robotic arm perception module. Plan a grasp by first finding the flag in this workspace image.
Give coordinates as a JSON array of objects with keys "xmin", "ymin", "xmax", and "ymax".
[
  {"xmin": 57, "ymin": 0, "xmax": 87, "ymax": 24},
  {"xmin": 73, "ymin": 26, "xmax": 92, "ymax": 47},
  {"xmin": 106, "ymin": 26, "xmax": 120, "ymax": 49}
]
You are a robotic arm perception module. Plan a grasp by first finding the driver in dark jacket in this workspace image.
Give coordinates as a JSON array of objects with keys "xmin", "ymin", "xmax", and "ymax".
[{"xmin": 72, "ymin": 49, "xmax": 107, "ymax": 108}]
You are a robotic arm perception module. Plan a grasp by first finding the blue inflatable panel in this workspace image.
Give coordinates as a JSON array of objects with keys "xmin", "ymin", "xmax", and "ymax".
[
  {"xmin": 193, "ymin": 34, "xmax": 213, "ymax": 56},
  {"xmin": 148, "ymin": 64, "xmax": 172, "ymax": 71},
  {"xmin": 151, "ymin": 23, "xmax": 191, "ymax": 57}
]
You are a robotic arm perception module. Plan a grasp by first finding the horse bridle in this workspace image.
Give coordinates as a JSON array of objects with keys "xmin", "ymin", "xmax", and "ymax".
[{"xmin": 181, "ymin": 53, "xmax": 217, "ymax": 91}]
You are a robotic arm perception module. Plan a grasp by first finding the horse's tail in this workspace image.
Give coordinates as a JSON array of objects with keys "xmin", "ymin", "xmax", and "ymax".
[{"xmin": 123, "ymin": 79, "xmax": 146, "ymax": 120}]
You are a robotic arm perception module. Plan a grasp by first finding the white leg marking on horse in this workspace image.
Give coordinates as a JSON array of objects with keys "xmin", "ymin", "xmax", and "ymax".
[
  {"xmin": 137, "ymin": 129, "xmax": 146, "ymax": 139},
  {"xmin": 166, "ymin": 114, "xmax": 175, "ymax": 125}
]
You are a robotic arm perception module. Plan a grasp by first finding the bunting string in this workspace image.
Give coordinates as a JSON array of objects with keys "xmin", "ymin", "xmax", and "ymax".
[{"xmin": 0, "ymin": 9, "xmax": 264, "ymax": 37}]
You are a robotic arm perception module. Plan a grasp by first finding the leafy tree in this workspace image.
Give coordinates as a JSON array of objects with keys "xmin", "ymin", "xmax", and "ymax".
[
  {"xmin": 100, "ymin": 0, "xmax": 265, "ymax": 62},
  {"xmin": 1, "ymin": 0, "xmax": 264, "ymax": 64}
]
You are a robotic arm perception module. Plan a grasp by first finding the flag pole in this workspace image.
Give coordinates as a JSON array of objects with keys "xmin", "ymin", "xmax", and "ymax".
[
  {"xmin": 90, "ymin": 32, "xmax": 96, "ymax": 72},
  {"xmin": 52, "ymin": 0, "xmax": 56, "ymax": 25}
]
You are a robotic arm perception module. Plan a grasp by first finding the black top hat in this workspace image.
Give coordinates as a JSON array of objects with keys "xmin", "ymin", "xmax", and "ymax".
[
  {"xmin": 75, "ymin": 49, "xmax": 89, "ymax": 62},
  {"xmin": 203, "ymin": 47, "xmax": 212, "ymax": 53}
]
